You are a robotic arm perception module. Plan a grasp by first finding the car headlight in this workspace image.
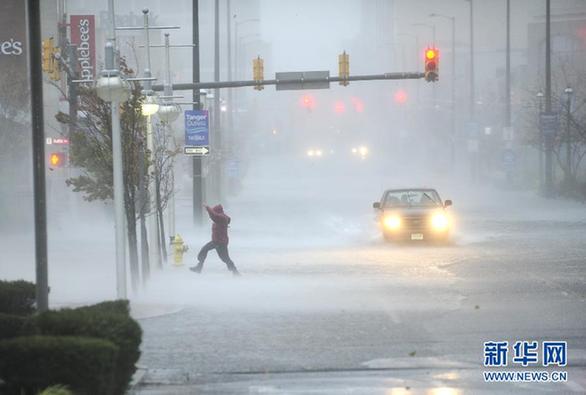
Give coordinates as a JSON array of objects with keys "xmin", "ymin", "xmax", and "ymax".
[
  {"xmin": 383, "ymin": 215, "xmax": 401, "ymax": 230},
  {"xmin": 431, "ymin": 213, "xmax": 449, "ymax": 231}
]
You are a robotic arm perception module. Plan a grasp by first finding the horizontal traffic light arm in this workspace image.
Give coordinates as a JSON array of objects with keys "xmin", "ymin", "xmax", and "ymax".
[{"xmin": 152, "ymin": 71, "xmax": 426, "ymax": 91}]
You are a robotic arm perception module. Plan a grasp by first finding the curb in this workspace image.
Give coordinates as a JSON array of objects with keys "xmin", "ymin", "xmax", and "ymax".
[{"xmin": 130, "ymin": 304, "xmax": 185, "ymax": 320}]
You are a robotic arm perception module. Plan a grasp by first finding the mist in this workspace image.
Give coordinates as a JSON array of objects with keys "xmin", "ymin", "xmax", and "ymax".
[{"xmin": 2, "ymin": 0, "xmax": 586, "ymax": 392}]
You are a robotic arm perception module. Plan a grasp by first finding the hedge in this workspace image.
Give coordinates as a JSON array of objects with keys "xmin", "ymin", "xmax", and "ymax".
[
  {"xmin": 34, "ymin": 305, "xmax": 142, "ymax": 395},
  {"xmin": 0, "ymin": 335, "xmax": 118, "ymax": 395},
  {"xmin": 73, "ymin": 299, "xmax": 131, "ymax": 316},
  {"xmin": 0, "ymin": 313, "xmax": 28, "ymax": 340},
  {"xmin": 0, "ymin": 280, "xmax": 36, "ymax": 315}
]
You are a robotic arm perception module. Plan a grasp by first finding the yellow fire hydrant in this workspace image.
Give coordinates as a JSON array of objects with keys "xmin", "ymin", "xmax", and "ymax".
[{"xmin": 171, "ymin": 234, "xmax": 188, "ymax": 266}]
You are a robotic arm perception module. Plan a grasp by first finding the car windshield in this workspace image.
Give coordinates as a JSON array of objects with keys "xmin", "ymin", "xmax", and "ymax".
[{"xmin": 383, "ymin": 190, "xmax": 442, "ymax": 208}]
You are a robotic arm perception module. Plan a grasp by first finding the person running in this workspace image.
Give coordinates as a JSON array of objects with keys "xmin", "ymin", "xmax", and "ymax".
[{"xmin": 190, "ymin": 204, "xmax": 240, "ymax": 276}]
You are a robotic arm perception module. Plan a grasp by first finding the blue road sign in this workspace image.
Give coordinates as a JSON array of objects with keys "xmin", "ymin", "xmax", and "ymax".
[
  {"xmin": 185, "ymin": 110, "xmax": 209, "ymax": 148},
  {"xmin": 539, "ymin": 112, "xmax": 558, "ymax": 136}
]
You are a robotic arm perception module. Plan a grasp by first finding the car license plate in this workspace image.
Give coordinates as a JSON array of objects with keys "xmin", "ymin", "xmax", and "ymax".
[{"xmin": 411, "ymin": 233, "xmax": 424, "ymax": 240}]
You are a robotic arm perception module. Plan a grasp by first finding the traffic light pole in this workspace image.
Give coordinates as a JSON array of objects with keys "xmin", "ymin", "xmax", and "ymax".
[
  {"xmin": 153, "ymin": 72, "xmax": 426, "ymax": 92},
  {"xmin": 27, "ymin": 0, "xmax": 49, "ymax": 312},
  {"xmin": 544, "ymin": 0, "xmax": 554, "ymax": 197},
  {"xmin": 192, "ymin": 0, "xmax": 203, "ymax": 225}
]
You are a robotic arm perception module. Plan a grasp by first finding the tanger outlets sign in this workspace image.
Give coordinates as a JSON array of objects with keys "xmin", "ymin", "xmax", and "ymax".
[{"xmin": 70, "ymin": 15, "xmax": 96, "ymax": 81}]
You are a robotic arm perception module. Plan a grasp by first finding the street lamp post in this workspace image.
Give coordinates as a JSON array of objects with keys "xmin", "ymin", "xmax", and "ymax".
[
  {"xmin": 544, "ymin": 0, "xmax": 554, "ymax": 196},
  {"xmin": 429, "ymin": 13, "xmax": 456, "ymax": 170},
  {"xmin": 466, "ymin": 0, "xmax": 475, "ymax": 119},
  {"xmin": 413, "ymin": 23, "xmax": 437, "ymax": 109},
  {"xmin": 564, "ymin": 86, "xmax": 573, "ymax": 184},
  {"xmin": 412, "ymin": 22, "xmax": 436, "ymax": 45},
  {"xmin": 158, "ymin": 33, "xmax": 182, "ymax": 243},
  {"xmin": 96, "ymin": 0, "xmax": 131, "ymax": 299},
  {"xmin": 141, "ymin": 9, "xmax": 161, "ymax": 270},
  {"xmin": 398, "ymin": 33, "xmax": 421, "ymax": 103},
  {"xmin": 234, "ymin": 17, "xmax": 260, "ymax": 81},
  {"xmin": 536, "ymin": 91, "xmax": 544, "ymax": 189}
]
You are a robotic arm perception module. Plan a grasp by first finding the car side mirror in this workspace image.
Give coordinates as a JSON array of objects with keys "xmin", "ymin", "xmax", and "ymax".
[
  {"xmin": 373, "ymin": 202, "xmax": 381, "ymax": 209},
  {"xmin": 444, "ymin": 199, "xmax": 452, "ymax": 207}
]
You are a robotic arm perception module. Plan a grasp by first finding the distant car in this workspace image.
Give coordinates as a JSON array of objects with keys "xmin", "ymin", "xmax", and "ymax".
[{"xmin": 373, "ymin": 188, "xmax": 452, "ymax": 242}]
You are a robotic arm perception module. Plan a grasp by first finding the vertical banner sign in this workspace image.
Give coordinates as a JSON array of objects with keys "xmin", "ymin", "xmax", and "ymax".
[
  {"xmin": 0, "ymin": 0, "xmax": 28, "ymax": 169},
  {"xmin": 70, "ymin": 15, "xmax": 96, "ymax": 80},
  {"xmin": 184, "ymin": 110, "xmax": 210, "ymax": 155},
  {"xmin": 0, "ymin": 0, "xmax": 27, "ymax": 85}
]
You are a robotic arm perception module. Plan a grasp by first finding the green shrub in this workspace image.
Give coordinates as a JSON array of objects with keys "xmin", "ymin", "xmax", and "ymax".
[
  {"xmin": 73, "ymin": 299, "xmax": 130, "ymax": 316},
  {"xmin": 0, "ymin": 335, "xmax": 118, "ymax": 395},
  {"xmin": 34, "ymin": 304, "xmax": 142, "ymax": 395},
  {"xmin": 38, "ymin": 385, "xmax": 73, "ymax": 395},
  {"xmin": 0, "ymin": 313, "xmax": 28, "ymax": 340},
  {"xmin": 0, "ymin": 280, "xmax": 36, "ymax": 315}
]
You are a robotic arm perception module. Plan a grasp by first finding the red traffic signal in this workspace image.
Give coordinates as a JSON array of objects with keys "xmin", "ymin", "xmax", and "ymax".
[
  {"xmin": 394, "ymin": 89, "xmax": 408, "ymax": 104},
  {"xmin": 300, "ymin": 94, "xmax": 315, "ymax": 110},
  {"xmin": 48, "ymin": 152, "xmax": 66, "ymax": 168},
  {"xmin": 424, "ymin": 48, "xmax": 439, "ymax": 82}
]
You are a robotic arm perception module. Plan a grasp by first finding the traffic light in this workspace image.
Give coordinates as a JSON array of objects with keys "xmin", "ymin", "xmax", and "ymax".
[
  {"xmin": 338, "ymin": 51, "xmax": 349, "ymax": 86},
  {"xmin": 252, "ymin": 56, "xmax": 264, "ymax": 91},
  {"xmin": 394, "ymin": 89, "xmax": 408, "ymax": 104},
  {"xmin": 334, "ymin": 100, "xmax": 346, "ymax": 114},
  {"xmin": 50, "ymin": 46, "xmax": 61, "ymax": 81},
  {"xmin": 424, "ymin": 48, "xmax": 439, "ymax": 82},
  {"xmin": 300, "ymin": 94, "xmax": 315, "ymax": 110},
  {"xmin": 42, "ymin": 38, "xmax": 54, "ymax": 73},
  {"xmin": 48, "ymin": 152, "xmax": 66, "ymax": 168}
]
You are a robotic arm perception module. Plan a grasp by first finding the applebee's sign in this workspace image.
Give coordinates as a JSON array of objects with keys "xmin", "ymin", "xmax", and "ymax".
[
  {"xmin": 0, "ymin": 0, "xmax": 26, "ymax": 63},
  {"xmin": 0, "ymin": 39, "xmax": 23, "ymax": 56},
  {"xmin": 70, "ymin": 15, "xmax": 96, "ymax": 80}
]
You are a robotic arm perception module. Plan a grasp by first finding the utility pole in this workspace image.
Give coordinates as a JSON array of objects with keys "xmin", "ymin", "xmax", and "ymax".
[
  {"xmin": 505, "ymin": 0, "xmax": 511, "ymax": 127},
  {"xmin": 110, "ymin": 0, "xmax": 129, "ymax": 295},
  {"xmin": 142, "ymin": 9, "xmax": 162, "ymax": 270},
  {"xmin": 192, "ymin": 0, "xmax": 203, "ymax": 225},
  {"xmin": 505, "ymin": 0, "xmax": 513, "ymax": 184},
  {"xmin": 564, "ymin": 86, "xmax": 573, "ymax": 185},
  {"xmin": 469, "ymin": 0, "xmax": 475, "ymax": 119},
  {"xmin": 537, "ymin": 91, "xmax": 544, "ymax": 189},
  {"xmin": 544, "ymin": 0, "xmax": 553, "ymax": 196},
  {"xmin": 466, "ymin": 0, "xmax": 477, "ymax": 183},
  {"xmin": 226, "ymin": 0, "xmax": 234, "ymax": 196},
  {"xmin": 214, "ymin": 0, "xmax": 222, "ymax": 202},
  {"xmin": 27, "ymin": 0, "xmax": 49, "ymax": 312}
]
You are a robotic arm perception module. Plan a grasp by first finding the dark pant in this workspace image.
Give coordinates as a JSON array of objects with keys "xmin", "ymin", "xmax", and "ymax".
[{"xmin": 196, "ymin": 241, "xmax": 237, "ymax": 272}]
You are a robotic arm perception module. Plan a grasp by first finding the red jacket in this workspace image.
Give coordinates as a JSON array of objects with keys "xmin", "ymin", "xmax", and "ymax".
[{"xmin": 206, "ymin": 204, "xmax": 230, "ymax": 244}]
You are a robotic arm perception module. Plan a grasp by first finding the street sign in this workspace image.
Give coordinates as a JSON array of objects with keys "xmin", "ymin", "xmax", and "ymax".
[
  {"xmin": 46, "ymin": 137, "xmax": 69, "ymax": 145},
  {"xmin": 276, "ymin": 71, "xmax": 330, "ymax": 91},
  {"xmin": 184, "ymin": 146, "xmax": 210, "ymax": 156},
  {"xmin": 539, "ymin": 112, "xmax": 558, "ymax": 135},
  {"xmin": 184, "ymin": 110, "xmax": 209, "ymax": 156}
]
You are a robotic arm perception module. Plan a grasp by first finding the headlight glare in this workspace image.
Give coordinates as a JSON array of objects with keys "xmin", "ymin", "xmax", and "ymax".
[
  {"xmin": 431, "ymin": 213, "xmax": 449, "ymax": 231},
  {"xmin": 383, "ymin": 215, "xmax": 401, "ymax": 230}
]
